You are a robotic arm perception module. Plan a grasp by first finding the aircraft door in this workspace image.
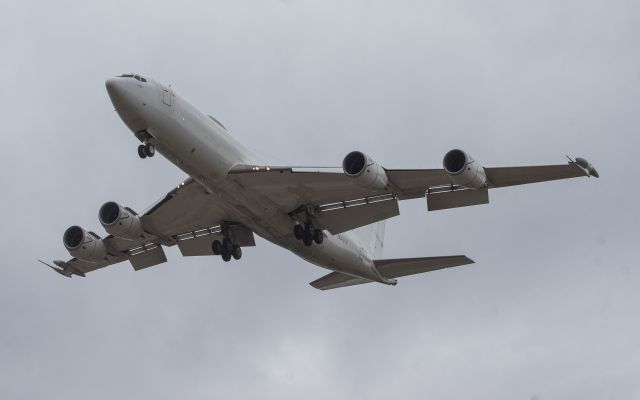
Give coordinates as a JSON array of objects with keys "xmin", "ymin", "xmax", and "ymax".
[{"xmin": 162, "ymin": 86, "xmax": 172, "ymax": 106}]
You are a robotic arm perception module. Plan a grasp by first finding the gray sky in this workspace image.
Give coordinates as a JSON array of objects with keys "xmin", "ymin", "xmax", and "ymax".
[{"xmin": 1, "ymin": 1, "xmax": 638, "ymax": 398}]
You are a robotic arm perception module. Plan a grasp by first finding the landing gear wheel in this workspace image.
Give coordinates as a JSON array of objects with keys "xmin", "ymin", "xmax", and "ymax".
[
  {"xmin": 293, "ymin": 225, "xmax": 304, "ymax": 240},
  {"xmin": 313, "ymin": 229, "xmax": 323, "ymax": 245},
  {"xmin": 302, "ymin": 224, "xmax": 314, "ymax": 246},
  {"xmin": 221, "ymin": 238, "xmax": 234, "ymax": 261},
  {"xmin": 231, "ymin": 245, "xmax": 242, "ymax": 260},
  {"xmin": 212, "ymin": 240, "xmax": 222, "ymax": 255},
  {"xmin": 222, "ymin": 238, "xmax": 231, "ymax": 253},
  {"xmin": 144, "ymin": 143, "xmax": 155, "ymax": 157},
  {"xmin": 302, "ymin": 232, "xmax": 313, "ymax": 246},
  {"xmin": 137, "ymin": 145, "xmax": 147, "ymax": 159}
]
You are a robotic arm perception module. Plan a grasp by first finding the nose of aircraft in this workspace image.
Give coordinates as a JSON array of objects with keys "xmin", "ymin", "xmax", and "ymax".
[
  {"xmin": 105, "ymin": 78, "xmax": 128, "ymax": 105},
  {"xmin": 105, "ymin": 76, "xmax": 147, "ymax": 130}
]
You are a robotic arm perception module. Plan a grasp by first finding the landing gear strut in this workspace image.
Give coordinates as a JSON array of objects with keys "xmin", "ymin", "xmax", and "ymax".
[{"xmin": 211, "ymin": 225, "xmax": 242, "ymax": 262}]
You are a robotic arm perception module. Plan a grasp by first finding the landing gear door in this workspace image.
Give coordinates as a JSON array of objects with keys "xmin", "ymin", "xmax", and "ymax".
[{"xmin": 162, "ymin": 86, "xmax": 172, "ymax": 106}]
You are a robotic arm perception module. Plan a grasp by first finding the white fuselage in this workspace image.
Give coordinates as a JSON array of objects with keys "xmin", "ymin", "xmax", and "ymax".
[{"xmin": 105, "ymin": 75, "xmax": 387, "ymax": 283}]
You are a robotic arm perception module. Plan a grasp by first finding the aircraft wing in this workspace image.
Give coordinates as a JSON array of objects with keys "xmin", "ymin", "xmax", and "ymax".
[
  {"xmin": 45, "ymin": 178, "xmax": 254, "ymax": 277},
  {"xmin": 229, "ymin": 156, "xmax": 597, "ymax": 225},
  {"xmin": 484, "ymin": 162, "xmax": 597, "ymax": 188},
  {"xmin": 228, "ymin": 165, "xmax": 450, "ymax": 208},
  {"xmin": 227, "ymin": 165, "xmax": 451, "ymax": 234}
]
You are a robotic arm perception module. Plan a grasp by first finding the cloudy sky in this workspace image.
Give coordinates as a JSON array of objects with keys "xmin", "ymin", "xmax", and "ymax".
[{"xmin": 1, "ymin": 1, "xmax": 638, "ymax": 398}]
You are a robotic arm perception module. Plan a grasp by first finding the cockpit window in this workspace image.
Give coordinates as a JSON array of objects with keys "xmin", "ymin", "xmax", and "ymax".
[
  {"xmin": 118, "ymin": 73, "xmax": 147, "ymax": 82},
  {"xmin": 208, "ymin": 115, "xmax": 227, "ymax": 130}
]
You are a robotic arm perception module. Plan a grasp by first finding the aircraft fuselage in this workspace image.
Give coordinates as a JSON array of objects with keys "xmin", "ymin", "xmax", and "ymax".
[{"xmin": 105, "ymin": 75, "xmax": 388, "ymax": 283}]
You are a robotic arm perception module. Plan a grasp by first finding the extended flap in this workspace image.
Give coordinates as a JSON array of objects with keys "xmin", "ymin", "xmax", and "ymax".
[
  {"xmin": 316, "ymin": 198, "xmax": 400, "ymax": 235},
  {"xmin": 129, "ymin": 246, "xmax": 167, "ymax": 271},
  {"xmin": 427, "ymin": 188, "xmax": 489, "ymax": 211},
  {"xmin": 176, "ymin": 224, "xmax": 255, "ymax": 257},
  {"xmin": 177, "ymin": 233, "xmax": 223, "ymax": 256},
  {"xmin": 229, "ymin": 224, "xmax": 256, "ymax": 247}
]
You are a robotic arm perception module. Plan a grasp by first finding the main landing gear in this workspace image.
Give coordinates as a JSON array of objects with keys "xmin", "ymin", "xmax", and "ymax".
[
  {"xmin": 138, "ymin": 143, "xmax": 155, "ymax": 159},
  {"xmin": 211, "ymin": 225, "xmax": 242, "ymax": 262},
  {"xmin": 294, "ymin": 223, "xmax": 323, "ymax": 247}
]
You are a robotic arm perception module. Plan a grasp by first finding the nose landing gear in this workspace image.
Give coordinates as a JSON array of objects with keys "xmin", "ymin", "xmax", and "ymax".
[{"xmin": 138, "ymin": 143, "xmax": 155, "ymax": 159}]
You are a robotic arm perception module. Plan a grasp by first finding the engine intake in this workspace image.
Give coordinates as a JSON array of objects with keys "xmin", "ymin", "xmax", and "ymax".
[
  {"xmin": 99, "ymin": 202, "xmax": 145, "ymax": 240},
  {"xmin": 342, "ymin": 151, "xmax": 389, "ymax": 190},
  {"xmin": 63, "ymin": 225, "xmax": 107, "ymax": 262},
  {"xmin": 443, "ymin": 149, "xmax": 487, "ymax": 189}
]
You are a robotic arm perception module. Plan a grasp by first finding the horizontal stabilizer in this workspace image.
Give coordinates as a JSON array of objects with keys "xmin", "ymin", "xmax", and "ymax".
[
  {"xmin": 309, "ymin": 272, "xmax": 373, "ymax": 290},
  {"xmin": 374, "ymin": 255, "xmax": 474, "ymax": 278},
  {"xmin": 310, "ymin": 255, "xmax": 474, "ymax": 290}
]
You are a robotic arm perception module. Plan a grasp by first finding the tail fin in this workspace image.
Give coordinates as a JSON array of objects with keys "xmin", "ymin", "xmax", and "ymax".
[{"xmin": 350, "ymin": 221, "xmax": 386, "ymax": 259}]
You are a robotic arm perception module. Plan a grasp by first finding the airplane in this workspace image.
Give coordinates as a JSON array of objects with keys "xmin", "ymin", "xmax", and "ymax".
[{"xmin": 41, "ymin": 73, "xmax": 599, "ymax": 290}]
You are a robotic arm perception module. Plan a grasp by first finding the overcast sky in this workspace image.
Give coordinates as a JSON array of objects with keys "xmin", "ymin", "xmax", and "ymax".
[{"xmin": 1, "ymin": 1, "xmax": 638, "ymax": 399}]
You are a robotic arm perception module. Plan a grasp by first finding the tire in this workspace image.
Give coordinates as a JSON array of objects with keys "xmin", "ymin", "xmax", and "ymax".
[
  {"xmin": 211, "ymin": 240, "xmax": 222, "ymax": 255},
  {"xmin": 293, "ymin": 225, "xmax": 304, "ymax": 240},
  {"xmin": 222, "ymin": 238, "xmax": 231, "ymax": 253},
  {"xmin": 313, "ymin": 229, "xmax": 323, "ymax": 245},
  {"xmin": 302, "ymin": 233, "xmax": 313, "ymax": 246},
  {"xmin": 145, "ymin": 143, "xmax": 155, "ymax": 157},
  {"xmin": 231, "ymin": 245, "xmax": 242, "ymax": 260},
  {"xmin": 222, "ymin": 252, "xmax": 232, "ymax": 262},
  {"xmin": 137, "ymin": 144, "xmax": 147, "ymax": 159}
]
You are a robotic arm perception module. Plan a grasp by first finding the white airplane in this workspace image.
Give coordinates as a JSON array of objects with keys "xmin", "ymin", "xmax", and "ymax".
[{"xmin": 41, "ymin": 73, "xmax": 599, "ymax": 290}]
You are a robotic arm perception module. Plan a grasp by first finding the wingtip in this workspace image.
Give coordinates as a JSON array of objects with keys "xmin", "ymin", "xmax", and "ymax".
[
  {"xmin": 38, "ymin": 260, "xmax": 73, "ymax": 278},
  {"xmin": 575, "ymin": 157, "xmax": 599, "ymax": 178},
  {"xmin": 568, "ymin": 156, "xmax": 599, "ymax": 178}
]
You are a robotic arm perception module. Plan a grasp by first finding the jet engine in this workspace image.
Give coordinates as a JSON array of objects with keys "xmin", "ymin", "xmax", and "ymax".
[
  {"xmin": 63, "ymin": 225, "xmax": 107, "ymax": 262},
  {"xmin": 342, "ymin": 151, "xmax": 389, "ymax": 190},
  {"xmin": 98, "ymin": 201, "xmax": 145, "ymax": 240},
  {"xmin": 443, "ymin": 149, "xmax": 487, "ymax": 189}
]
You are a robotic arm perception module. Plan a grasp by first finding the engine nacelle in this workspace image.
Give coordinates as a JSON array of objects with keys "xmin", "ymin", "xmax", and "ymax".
[
  {"xmin": 98, "ymin": 201, "xmax": 145, "ymax": 240},
  {"xmin": 63, "ymin": 225, "xmax": 107, "ymax": 262},
  {"xmin": 342, "ymin": 151, "xmax": 389, "ymax": 190},
  {"xmin": 443, "ymin": 149, "xmax": 487, "ymax": 189}
]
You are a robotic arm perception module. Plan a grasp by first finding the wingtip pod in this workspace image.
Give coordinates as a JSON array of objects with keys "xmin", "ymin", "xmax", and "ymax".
[{"xmin": 574, "ymin": 157, "xmax": 599, "ymax": 178}]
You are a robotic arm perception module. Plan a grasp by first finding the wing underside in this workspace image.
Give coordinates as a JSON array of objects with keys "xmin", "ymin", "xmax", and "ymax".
[
  {"xmin": 48, "ymin": 178, "xmax": 254, "ymax": 277},
  {"xmin": 48, "ymin": 156, "xmax": 596, "ymax": 280},
  {"xmin": 230, "ymin": 158, "xmax": 596, "ymax": 229}
]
